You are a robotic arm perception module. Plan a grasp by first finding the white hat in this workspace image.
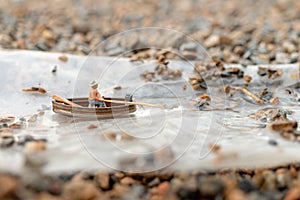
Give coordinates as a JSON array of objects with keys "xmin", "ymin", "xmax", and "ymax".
[{"xmin": 89, "ymin": 80, "xmax": 98, "ymax": 87}]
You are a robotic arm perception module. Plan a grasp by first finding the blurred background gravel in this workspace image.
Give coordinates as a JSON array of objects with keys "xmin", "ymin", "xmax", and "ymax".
[{"xmin": 0, "ymin": 0, "xmax": 299, "ymax": 64}]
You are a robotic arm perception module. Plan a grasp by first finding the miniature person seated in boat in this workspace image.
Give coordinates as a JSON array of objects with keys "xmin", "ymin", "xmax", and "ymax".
[{"xmin": 88, "ymin": 80, "xmax": 106, "ymax": 108}]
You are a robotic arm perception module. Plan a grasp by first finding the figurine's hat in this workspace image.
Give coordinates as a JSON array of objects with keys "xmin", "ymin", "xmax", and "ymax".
[{"xmin": 89, "ymin": 80, "xmax": 98, "ymax": 87}]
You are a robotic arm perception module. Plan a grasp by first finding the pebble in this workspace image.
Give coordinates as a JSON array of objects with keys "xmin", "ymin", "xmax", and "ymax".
[
  {"xmin": 268, "ymin": 121, "xmax": 297, "ymax": 132},
  {"xmin": 0, "ymin": 174, "xmax": 18, "ymax": 199},
  {"xmin": 86, "ymin": 124, "xmax": 97, "ymax": 129},
  {"xmin": 94, "ymin": 172, "xmax": 110, "ymax": 190},
  {"xmin": 243, "ymin": 75, "xmax": 252, "ymax": 83},
  {"xmin": 181, "ymin": 51, "xmax": 198, "ymax": 60},
  {"xmin": 157, "ymin": 181, "xmax": 170, "ymax": 196},
  {"xmin": 8, "ymin": 122, "xmax": 21, "ymax": 129},
  {"xmin": 179, "ymin": 41, "xmax": 198, "ymax": 52},
  {"xmin": 276, "ymin": 52, "xmax": 289, "ymax": 64},
  {"xmin": 63, "ymin": 178, "xmax": 100, "ymax": 200},
  {"xmin": 238, "ymin": 179, "xmax": 257, "ymax": 193},
  {"xmin": 58, "ymin": 55, "xmax": 68, "ymax": 62},
  {"xmin": 113, "ymin": 86, "xmax": 122, "ymax": 90},
  {"xmin": 268, "ymin": 139, "xmax": 278, "ymax": 146},
  {"xmin": 0, "ymin": 134, "xmax": 14, "ymax": 148},
  {"xmin": 0, "ymin": 116, "xmax": 15, "ymax": 123},
  {"xmin": 25, "ymin": 141, "xmax": 46, "ymax": 152}
]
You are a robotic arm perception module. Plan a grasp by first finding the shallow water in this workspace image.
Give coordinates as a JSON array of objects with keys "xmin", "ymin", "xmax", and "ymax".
[{"xmin": 0, "ymin": 50, "xmax": 300, "ymax": 174}]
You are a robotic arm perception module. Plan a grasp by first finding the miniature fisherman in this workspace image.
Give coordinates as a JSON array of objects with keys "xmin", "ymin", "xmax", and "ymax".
[{"xmin": 88, "ymin": 80, "xmax": 106, "ymax": 107}]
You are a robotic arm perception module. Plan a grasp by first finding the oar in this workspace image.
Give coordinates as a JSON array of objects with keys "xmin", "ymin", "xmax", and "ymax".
[
  {"xmin": 52, "ymin": 94, "xmax": 82, "ymax": 107},
  {"xmin": 101, "ymin": 99, "xmax": 164, "ymax": 108}
]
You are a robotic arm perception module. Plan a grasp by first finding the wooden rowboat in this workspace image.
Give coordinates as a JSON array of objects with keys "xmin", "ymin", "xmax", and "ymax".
[{"xmin": 52, "ymin": 97, "xmax": 137, "ymax": 118}]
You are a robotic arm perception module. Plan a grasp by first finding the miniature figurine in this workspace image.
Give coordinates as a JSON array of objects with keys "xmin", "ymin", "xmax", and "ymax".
[{"xmin": 88, "ymin": 80, "xmax": 106, "ymax": 107}]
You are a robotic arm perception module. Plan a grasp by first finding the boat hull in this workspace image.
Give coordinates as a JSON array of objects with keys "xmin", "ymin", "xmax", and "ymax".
[{"xmin": 52, "ymin": 97, "xmax": 137, "ymax": 118}]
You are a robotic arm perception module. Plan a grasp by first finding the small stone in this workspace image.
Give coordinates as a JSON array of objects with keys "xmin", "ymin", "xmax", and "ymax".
[
  {"xmin": 157, "ymin": 181, "xmax": 170, "ymax": 196},
  {"xmin": 8, "ymin": 122, "xmax": 21, "ymax": 129},
  {"xmin": 148, "ymin": 177, "xmax": 160, "ymax": 187},
  {"xmin": 0, "ymin": 116, "xmax": 15, "ymax": 123},
  {"xmin": 87, "ymin": 124, "xmax": 97, "ymax": 129},
  {"xmin": 224, "ymin": 85, "xmax": 231, "ymax": 93},
  {"xmin": 243, "ymin": 75, "xmax": 252, "ymax": 83},
  {"xmin": 208, "ymin": 143, "xmax": 221, "ymax": 153},
  {"xmin": 283, "ymin": 41, "xmax": 297, "ymax": 53},
  {"xmin": 182, "ymin": 85, "xmax": 187, "ymax": 90},
  {"xmin": 0, "ymin": 174, "xmax": 18, "ymax": 199},
  {"xmin": 199, "ymin": 93, "xmax": 210, "ymax": 100},
  {"xmin": 58, "ymin": 55, "xmax": 68, "ymax": 62},
  {"xmin": 289, "ymin": 166, "xmax": 298, "ymax": 179},
  {"xmin": 63, "ymin": 178, "xmax": 100, "ymax": 200},
  {"xmin": 275, "ymin": 52, "xmax": 289, "ymax": 64},
  {"xmin": 233, "ymin": 46, "xmax": 245, "ymax": 56},
  {"xmin": 204, "ymin": 35, "xmax": 232, "ymax": 47},
  {"xmin": 238, "ymin": 179, "xmax": 257, "ymax": 193},
  {"xmin": 22, "ymin": 87, "xmax": 47, "ymax": 94},
  {"xmin": 28, "ymin": 114, "xmax": 38, "ymax": 123},
  {"xmin": 0, "ymin": 135, "xmax": 14, "ymax": 148},
  {"xmin": 120, "ymin": 177, "xmax": 139, "ymax": 185},
  {"xmin": 25, "ymin": 141, "xmax": 46, "ymax": 152},
  {"xmin": 270, "ymin": 96, "xmax": 279, "ymax": 106},
  {"xmin": 52, "ymin": 66, "xmax": 57, "ymax": 74},
  {"xmin": 268, "ymin": 139, "xmax": 278, "ymax": 146},
  {"xmin": 180, "ymin": 41, "xmax": 198, "ymax": 52},
  {"xmin": 268, "ymin": 121, "xmax": 297, "ymax": 132},
  {"xmin": 181, "ymin": 51, "xmax": 198, "ymax": 60},
  {"xmin": 285, "ymin": 187, "xmax": 300, "ymax": 200},
  {"xmin": 114, "ymin": 86, "xmax": 122, "ymax": 90},
  {"xmin": 94, "ymin": 172, "xmax": 110, "ymax": 190},
  {"xmin": 42, "ymin": 29, "xmax": 55, "ymax": 40}
]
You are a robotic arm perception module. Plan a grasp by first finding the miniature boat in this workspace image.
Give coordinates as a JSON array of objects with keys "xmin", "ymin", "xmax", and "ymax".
[{"xmin": 52, "ymin": 96, "xmax": 137, "ymax": 118}]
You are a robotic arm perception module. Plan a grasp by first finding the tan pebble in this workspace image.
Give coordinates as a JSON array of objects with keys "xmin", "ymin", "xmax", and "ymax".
[
  {"xmin": 199, "ymin": 93, "xmax": 211, "ymax": 100},
  {"xmin": 0, "ymin": 174, "xmax": 18, "ymax": 199},
  {"xmin": 157, "ymin": 181, "xmax": 170, "ymax": 196},
  {"xmin": 208, "ymin": 143, "xmax": 221, "ymax": 153},
  {"xmin": 0, "ymin": 116, "xmax": 15, "ymax": 123},
  {"xmin": 58, "ymin": 55, "xmax": 68, "ymax": 62},
  {"xmin": 224, "ymin": 85, "xmax": 231, "ymax": 93},
  {"xmin": 181, "ymin": 51, "xmax": 198, "ymax": 60},
  {"xmin": 94, "ymin": 172, "xmax": 110, "ymax": 190},
  {"xmin": 103, "ymin": 131, "xmax": 116, "ymax": 140},
  {"xmin": 22, "ymin": 87, "xmax": 47, "ymax": 94},
  {"xmin": 182, "ymin": 85, "xmax": 187, "ymax": 90},
  {"xmin": 285, "ymin": 188, "xmax": 300, "ymax": 200},
  {"xmin": 192, "ymin": 84, "xmax": 201, "ymax": 90},
  {"xmin": 276, "ymin": 168, "xmax": 286, "ymax": 174},
  {"xmin": 270, "ymin": 96, "xmax": 279, "ymax": 106},
  {"xmin": 110, "ymin": 183, "xmax": 130, "ymax": 198},
  {"xmin": 63, "ymin": 179, "xmax": 100, "ymax": 200},
  {"xmin": 113, "ymin": 86, "xmax": 122, "ymax": 90},
  {"xmin": 268, "ymin": 121, "xmax": 297, "ymax": 132},
  {"xmin": 114, "ymin": 172, "xmax": 125, "ymax": 179},
  {"xmin": 37, "ymin": 192, "xmax": 59, "ymax": 200},
  {"xmin": 290, "ymin": 166, "xmax": 298, "ymax": 178},
  {"xmin": 243, "ymin": 75, "xmax": 252, "ymax": 83},
  {"xmin": 120, "ymin": 177, "xmax": 138, "ymax": 185},
  {"xmin": 42, "ymin": 29, "xmax": 55, "ymax": 40},
  {"xmin": 17, "ymin": 39, "xmax": 27, "ymax": 49},
  {"xmin": 173, "ymin": 69, "xmax": 182, "ymax": 77},
  {"xmin": 120, "ymin": 132, "xmax": 134, "ymax": 141},
  {"xmin": 28, "ymin": 114, "xmax": 38, "ymax": 123},
  {"xmin": 25, "ymin": 141, "xmax": 46, "ymax": 152},
  {"xmin": 8, "ymin": 123, "xmax": 21, "ymax": 129},
  {"xmin": 87, "ymin": 124, "xmax": 97, "ymax": 129}
]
